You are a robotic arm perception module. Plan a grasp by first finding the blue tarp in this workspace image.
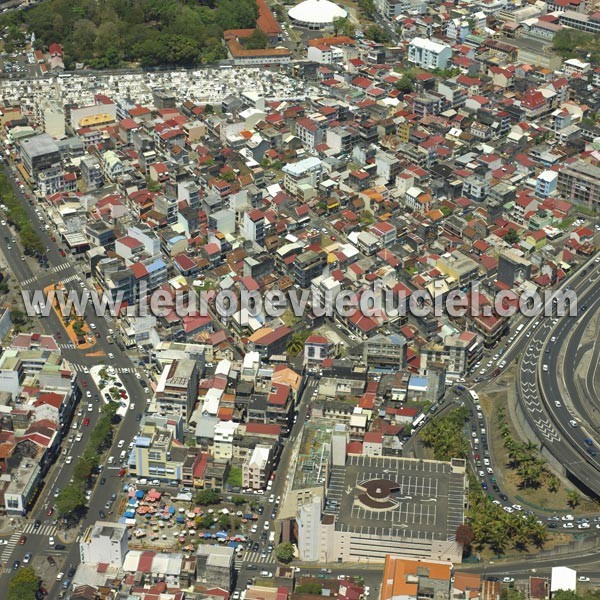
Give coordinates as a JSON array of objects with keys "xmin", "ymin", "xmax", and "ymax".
[
  {"xmin": 169, "ymin": 506, "xmax": 176, "ymax": 514},
  {"xmin": 136, "ymin": 490, "xmax": 144, "ymax": 499},
  {"xmin": 128, "ymin": 499, "xmax": 137, "ymax": 505},
  {"xmin": 124, "ymin": 511, "xmax": 135, "ymax": 518},
  {"xmin": 176, "ymin": 516, "xmax": 185, "ymax": 523},
  {"xmin": 215, "ymin": 531, "xmax": 227, "ymax": 539},
  {"xmin": 204, "ymin": 533, "xmax": 212, "ymax": 539}
]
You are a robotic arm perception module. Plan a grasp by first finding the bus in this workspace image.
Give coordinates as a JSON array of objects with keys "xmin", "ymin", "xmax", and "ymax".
[
  {"xmin": 516, "ymin": 323, "xmax": 524, "ymax": 334},
  {"xmin": 411, "ymin": 413, "xmax": 426, "ymax": 434},
  {"xmin": 469, "ymin": 390, "xmax": 479, "ymax": 403}
]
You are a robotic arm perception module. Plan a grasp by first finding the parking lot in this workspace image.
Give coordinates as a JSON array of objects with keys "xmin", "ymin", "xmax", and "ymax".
[{"xmin": 333, "ymin": 455, "xmax": 466, "ymax": 540}]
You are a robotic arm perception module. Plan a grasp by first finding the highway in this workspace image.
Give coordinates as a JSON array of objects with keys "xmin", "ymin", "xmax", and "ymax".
[
  {"xmin": 519, "ymin": 258, "xmax": 600, "ymax": 498},
  {"xmin": 0, "ymin": 163, "xmax": 147, "ymax": 592}
]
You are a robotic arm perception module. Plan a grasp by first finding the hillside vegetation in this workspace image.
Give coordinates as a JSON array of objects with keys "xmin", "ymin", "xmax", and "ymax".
[{"xmin": 2, "ymin": 0, "xmax": 260, "ymax": 68}]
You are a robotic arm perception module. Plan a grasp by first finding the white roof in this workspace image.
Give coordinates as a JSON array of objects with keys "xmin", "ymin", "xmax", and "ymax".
[
  {"xmin": 288, "ymin": 0, "xmax": 347, "ymax": 24},
  {"xmin": 550, "ymin": 566, "xmax": 576, "ymax": 592},
  {"xmin": 409, "ymin": 37, "xmax": 450, "ymax": 53}
]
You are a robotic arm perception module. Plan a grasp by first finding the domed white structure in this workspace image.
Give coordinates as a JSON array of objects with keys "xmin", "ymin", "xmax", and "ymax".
[{"xmin": 288, "ymin": 0, "xmax": 348, "ymax": 30}]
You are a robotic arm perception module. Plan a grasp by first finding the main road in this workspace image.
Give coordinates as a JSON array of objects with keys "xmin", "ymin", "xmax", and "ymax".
[{"xmin": 0, "ymin": 164, "xmax": 146, "ymax": 591}]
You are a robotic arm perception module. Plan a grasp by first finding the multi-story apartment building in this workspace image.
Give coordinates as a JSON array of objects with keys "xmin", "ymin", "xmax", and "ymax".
[
  {"xmin": 420, "ymin": 331, "xmax": 483, "ymax": 378},
  {"xmin": 242, "ymin": 444, "xmax": 274, "ymax": 490},
  {"xmin": 557, "ymin": 159, "xmax": 600, "ymax": 211},
  {"xmin": 293, "ymin": 250, "xmax": 326, "ymax": 288},
  {"xmin": 282, "ymin": 156, "xmax": 323, "ymax": 196},
  {"xmin": 19, "ymin": 133, "xmax": 61, "ymax": 179},
  {"xmin": 155, "ymin": 359, "xmax": 199, "ymax": 422},
  {"xmin": 408, "ymin": 38, "xmax": 452, "ymax": 70},
  {"xmin": 242, "ymin": 209, "xmax": 265, "ymax": 246}
]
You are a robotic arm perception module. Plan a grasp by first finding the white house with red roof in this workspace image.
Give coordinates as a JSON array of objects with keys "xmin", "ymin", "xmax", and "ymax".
[{"xmin": 304, "ymin": 334, "xmax": 330, "ymax": 365}]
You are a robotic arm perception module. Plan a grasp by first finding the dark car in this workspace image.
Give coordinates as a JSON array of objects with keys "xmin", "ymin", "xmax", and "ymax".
[
  {"xmin": 12, "ymin": 559, "xmax": 20, "ymax": 570},
  {"xmin": 67, "ymin": 566, "xmax": 76, "ymax": 578},
  {"xmin": 252, "ymin": 542, "xmax": 259, "ymax": 551},
  {"xmin": 481, "ymin": 482, "xmax": 488, "ymax": 490},
  {"xmin": 257, "ymin": 506, "xmax": 264, "ymax": 515},
  {"xmin": 33, "ymin": 519, "xmax": 41, "ymax": 530},
  {"xmin": 55, "ymin": 544, "xmax": 66, "ymax": 551},
  {"xmin": 136, "ymin": 413, "xmax": 142, "ymax": 421},
  {"xmin": 99, "ymin": 510, "xmax": 106, "ymax": 519},
  {"xmin": 247, "ymin": 564, "xmax": 257, "ymax": 570},
  {"xmin": 47, "ymin": 556, "xmax": 56, "ymax": 566},
  {"xmin": 499, "ymin": 493, "xmax": 509, "ymax": 501},
  {"xmin": 100, "ymin": 477, "xmax": 106, "ymax": 485}
]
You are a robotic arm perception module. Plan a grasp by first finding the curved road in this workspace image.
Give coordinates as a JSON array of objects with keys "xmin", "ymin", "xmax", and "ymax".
[{"xmin": 520, "ymin": 257, "xmax": 600, "ymax": 497}]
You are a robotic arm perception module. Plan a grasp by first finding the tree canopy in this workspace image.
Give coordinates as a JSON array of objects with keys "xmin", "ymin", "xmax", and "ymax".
[
  {"xmin": 8, "ymin": 566, "xmax": 39, "ymax": 600},
  {"xmin": 275, "ymin": 541, "xmax": 294, "ymax": 563},
  {"xmin": 3, "ymin": 0, "xmax": 260, "ymax": 68},
  {"xmin": 196, "ymin": 488, "xmax": 222, "ymax": 506}
]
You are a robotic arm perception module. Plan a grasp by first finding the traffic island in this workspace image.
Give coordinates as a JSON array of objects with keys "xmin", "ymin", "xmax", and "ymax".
[{"xmin": 44, "ymin": 283, "xmax": 97, "ymax": 349}]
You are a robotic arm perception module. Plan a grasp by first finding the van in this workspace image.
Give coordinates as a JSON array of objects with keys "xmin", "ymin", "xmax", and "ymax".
[
  {"xmin": 108, "ymin": 456, "xmax": 115, "ymax": 464},
  {"xmin": 120, "ymin": 450, "xmax": 127, "ymax": 460}
]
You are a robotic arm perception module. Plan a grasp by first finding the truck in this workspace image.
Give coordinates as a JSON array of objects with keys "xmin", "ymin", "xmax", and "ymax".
[{"xmin": 268, "ymin": 531, "xmax": 275, "ymax": 544}]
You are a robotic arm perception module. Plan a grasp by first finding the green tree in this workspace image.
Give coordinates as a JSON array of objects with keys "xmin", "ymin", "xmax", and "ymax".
[
  {"xmin": 364, "ymin": 24, "xmax": 390, "ymax": 44},
  {"xmin": 244, "ymin": 28, "xmax": 268, "ymax": 50},
  {"xmin": 504, "ymin": 228, "xmax": 520, "ymax": 244},
  {"xmin": 218, "ymin": 513, "xmax": 231, "ymax": 529},
  {"xmin": 275, "ymin": 541, "xmax": 295, "ymax": 563},
  {"xmin": 196, "ymin": 488, "xmax": 222, "ymax": 505},
  {"xmin": 286, "ymin": 329, "xmax": 310, "ymax": 356},
  {"xmin": 56, "ymin": 484, "xmax": 86, "ymax": 517},
  {"xmin": 10, "ymin": 309, "xmax": 27, "ymax": 325},
  {"xmin": 567, "ymin": 490, "xmax": 581, "ymax": 508},
  {"xmin": 8, "ymin": 566, "xmax": 39, "ymax": 600},
  {"xmin": 73, "ymin": 458, "xmax": 93, "ymax": 482},
  {"xmin": 231, "ymin": 495, "xmax": 246, "ymax": 506}
]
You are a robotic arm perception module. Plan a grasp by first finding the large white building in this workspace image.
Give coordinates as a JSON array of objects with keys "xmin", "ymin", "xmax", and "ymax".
[
  {"xmin": 288, "ymin": 0, "xmax": 347, "ymax": 29},
  {"xmin": 80, "ymin": 522, "xmax": 129, "ymax": 566},
  {"xmin": 407, "ymin": 38, "xmax": 452, "ymax": 70}
]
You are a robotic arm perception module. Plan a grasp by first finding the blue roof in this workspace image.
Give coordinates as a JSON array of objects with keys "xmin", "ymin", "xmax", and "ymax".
[
  {"xmin": 410, "ymin": 376, "xmax": 428, "ymax": 387},
  {"xmin": 147, "ymin": 258, "xmax": 166, "ymax": 273}
]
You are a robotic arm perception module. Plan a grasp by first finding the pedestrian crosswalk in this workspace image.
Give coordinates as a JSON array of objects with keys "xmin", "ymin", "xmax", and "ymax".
[
  {"xmin": 20, "ymin": 275, "xmax": 38, "ymax": 286},
  {"xmin": 60, "ymin": 274, "xmax": 80, "ymax": 285},
  {"xmin": 235, "ymin": 550, "xmax": 276, "ymax": 569},
  {"xmin": 0, "ymin": 533, "xmax": 20, "ymax": 562},
  {"xmin": 58, "ymin": 342, "xmax": 76, "ymax": 350},
  {"xmin": 52, "ymin": 262, "xmax": 72, "ymax": 274},
  {"xmin": 21, "ymin": 522, "xmax": 58, "ymax": 537}
]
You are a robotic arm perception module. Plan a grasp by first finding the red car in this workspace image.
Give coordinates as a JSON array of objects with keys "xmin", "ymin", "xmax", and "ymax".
[
  {"xmin": 46, "ymin": 507, "xmax": 54, "ymax": 516},
  {"xmin": 83, "ymin": 418, "xmax": 90, "ymax": 426},
  {"xmin": 19, "ymin": 535, "xmax": 26, "ymax": 545},
  {"xmin": 59, "ymin": 249, "xmax": 66, "ymax": 257},
  {"xmin": 119, "ymin": 391, "xmax": 127, "ymax": 399},
  {"xmin": 82, "ymin": 380, "xmax": 87, "ymax": 387}
]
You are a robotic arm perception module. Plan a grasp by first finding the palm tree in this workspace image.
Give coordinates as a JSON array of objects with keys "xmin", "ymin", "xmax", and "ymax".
[
  {"xmin": 567, "ymin": 490, "xmax": 581, "ymax": 508},
  {"xmin": 547, "ymin": 475, "xmax": 560, "ymax": 493}
]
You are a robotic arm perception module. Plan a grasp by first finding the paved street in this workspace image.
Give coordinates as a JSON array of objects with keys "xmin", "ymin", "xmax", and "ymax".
[{"xmin": 0, "ymin": 164, "xmax": 146, "ymax": 590}]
